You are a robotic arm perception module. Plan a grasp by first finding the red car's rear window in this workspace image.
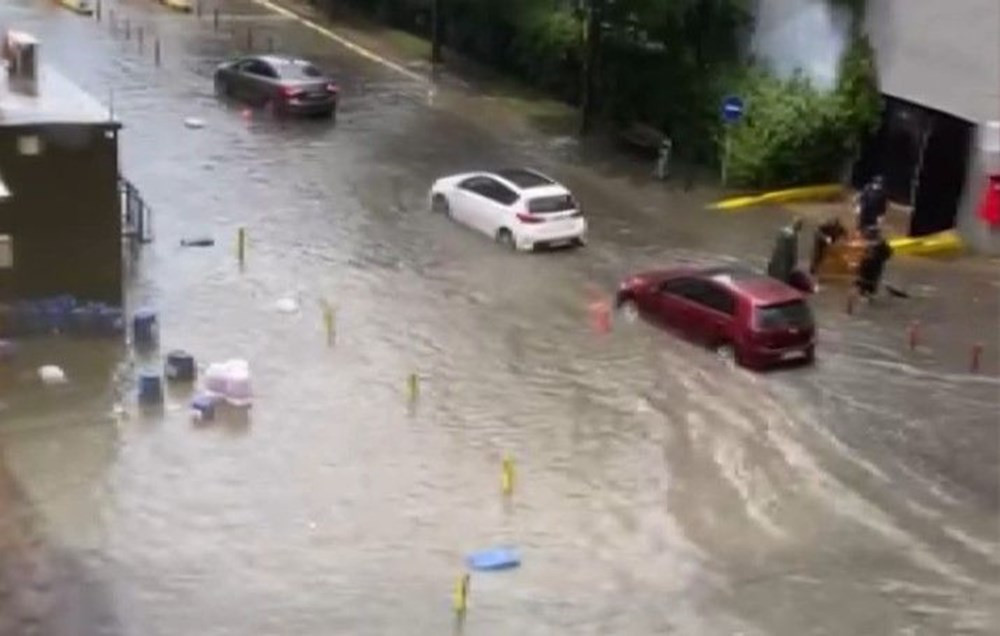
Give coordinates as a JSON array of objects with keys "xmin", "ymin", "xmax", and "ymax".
[{"xmin": 754, "ymin": 300, "xmax": 813, "ymax": 330}]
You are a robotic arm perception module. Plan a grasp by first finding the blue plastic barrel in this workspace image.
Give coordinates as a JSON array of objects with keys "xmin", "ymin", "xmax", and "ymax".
[
  {"xmin": 165, "ymin": 350, "xmax": 196, "ymax": 382},
  {"xmin": 132, "ymin": 309, "xmax": 158, "ymax": 345},
  {"xmin": 0, "ymin": 339, "xmax": 16, "ymax": 361},
  {"xmin": 68, "ymin": 305, "xmax": 97, "ymax": 337},
  {"xmin": 0, "ymin": 305, "xmax": 12, "ymax": 337},
  {"xmin": 99, "ymin": 306, "xmax": 125, "ymax": 337},
  {"xmin": 191, "ymin": 393, "xmax": 218, "ymax": 420},
  {"xmin": 13, "ymin": 302, "xmax": 43, "ymax": 336},
  {"xmin": 138, "ymin": 372, "xmax": 164, "ymax": 404}
]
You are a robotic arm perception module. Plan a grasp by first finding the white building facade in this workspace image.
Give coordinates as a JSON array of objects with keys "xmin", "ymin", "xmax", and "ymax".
[{"xmin": 863, "ymin": 0, "xmax": 1000, "ymax": 253}]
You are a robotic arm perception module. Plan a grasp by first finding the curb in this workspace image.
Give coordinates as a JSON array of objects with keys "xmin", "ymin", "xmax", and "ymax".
[{"xmin": 710, "ymin": 184, "xmax": 845, "ymax": 211}]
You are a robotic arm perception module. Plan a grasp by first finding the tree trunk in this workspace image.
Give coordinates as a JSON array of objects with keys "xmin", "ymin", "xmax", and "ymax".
[
  {"xmin": 579, "ymin": 0, "xmax": 603, "ymax": 135},
  {"xmin": 431, "ymin": 0, "xmax": 444, "ymax": 64}
]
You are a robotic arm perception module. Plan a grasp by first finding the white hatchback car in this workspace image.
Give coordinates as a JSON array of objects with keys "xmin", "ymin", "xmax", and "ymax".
[{"xmin": 429, "ymin": 168, "xmax": 587, "ymax": 251}]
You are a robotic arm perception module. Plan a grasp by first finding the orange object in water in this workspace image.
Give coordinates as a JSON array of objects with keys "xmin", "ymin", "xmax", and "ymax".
[
  {"xmin": 588, "ymin": 300, "xmax": 611, "ymax": 333},
  {"xmin": 970, "ymin": 342, "xmax": 984, "ymax": 373},
  {"xmin": 907, "ymin": 320, "xmax": 920, "ymax": 351}
]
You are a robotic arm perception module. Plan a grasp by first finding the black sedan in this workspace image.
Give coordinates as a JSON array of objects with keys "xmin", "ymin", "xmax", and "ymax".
[{"xmin": 213, "ymin": 54, "xmax": 338, "ymax": 118}]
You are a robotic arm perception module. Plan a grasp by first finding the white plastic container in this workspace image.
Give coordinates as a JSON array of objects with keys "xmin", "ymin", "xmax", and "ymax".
[
  {"xmin": 223, "ymin": 359, "xmax": 252, "ymax": 407},
  {"xmin": 204, "ymin": 362, "xmax": 230, "ymax": 395},
  {"xmin": 38, "ymin": 365, "xmax": 67, "ymax": 385},
  {"xmin": 202, "ymin": 359, "xmax": 252, "ymax": 407}
]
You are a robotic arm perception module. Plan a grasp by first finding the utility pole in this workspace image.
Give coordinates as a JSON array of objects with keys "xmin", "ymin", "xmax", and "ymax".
[
  {"xmin": 579, "ymin": 0, "xmax": 603, "ymax": 135},
  {"xmin": 431, "ymin": 0, "xmax": 443, "ymax": 65}
]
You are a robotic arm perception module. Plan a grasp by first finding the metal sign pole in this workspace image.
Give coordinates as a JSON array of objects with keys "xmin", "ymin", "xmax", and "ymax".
[{"xmin": 722, "ymin": 127, "xmax": 730, "ymax": 187}]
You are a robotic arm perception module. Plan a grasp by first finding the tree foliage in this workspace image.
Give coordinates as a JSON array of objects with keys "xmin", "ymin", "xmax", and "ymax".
[
  {"xmin": 326, "ymin": 1, "xmax": 881, "ymax": 183},
  {"xmin": 726, "ymin": 30, "xmax": 881, "ymax": 188}
]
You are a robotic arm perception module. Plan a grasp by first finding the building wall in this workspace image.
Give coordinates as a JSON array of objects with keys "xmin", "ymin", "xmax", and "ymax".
[
  {"xmin": 865, "ymin": 0, "xmax": 999, "ymax": 124},
  {"xmin": 0, "ymin": 123, "xmax": 122, "ymax": 303},
  {"xmin": 865, "ymin": 0, "xmax": 1000, "ymax": 253}
]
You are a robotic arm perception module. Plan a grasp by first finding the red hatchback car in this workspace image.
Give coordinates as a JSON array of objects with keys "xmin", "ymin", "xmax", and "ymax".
[{"xmin": 615, "ymin": 265, "xmax": 816, "ymax": 369}]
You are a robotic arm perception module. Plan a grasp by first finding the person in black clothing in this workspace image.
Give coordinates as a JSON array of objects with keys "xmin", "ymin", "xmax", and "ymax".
[
  {"xmin": 855, "ymin": 226, "xmax": 893, "ymax": 298},
  {"xmin": 767, "ymin": 217, "xmax": 815, "ymax": 293},
  {"xmin": 856, "ymin": 175, "xmax": 888, "ymax": 230},
  {"xmin": 809, "ymin": 217, "xmax": 847, "ymax": 275},
  {"xmin": 767, "ymin": 217, "xmax": 804, "ymax": 284}
]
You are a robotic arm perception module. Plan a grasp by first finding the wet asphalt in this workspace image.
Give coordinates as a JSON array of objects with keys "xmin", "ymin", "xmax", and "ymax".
[{"xmin": 0, "ymin": 1, "xmax": 998, "ymax": 634}]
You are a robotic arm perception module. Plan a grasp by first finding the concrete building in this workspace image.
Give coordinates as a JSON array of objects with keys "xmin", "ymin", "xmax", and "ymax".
[
  {"xmin": 0, "ymin": 31, "xmax": 125, "ymax": 304},
  {"xmin": 859, "ymin": 0, "xmax": 1000, "ymax": 253}
]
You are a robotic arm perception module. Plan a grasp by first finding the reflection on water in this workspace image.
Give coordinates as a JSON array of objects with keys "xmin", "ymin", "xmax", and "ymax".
[{"xmin": 0, "ymin": 0, "xmax": 998, "ymax": 634}]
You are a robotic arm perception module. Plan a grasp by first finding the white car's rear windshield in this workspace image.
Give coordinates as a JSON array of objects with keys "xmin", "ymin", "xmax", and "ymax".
[
  {"xmin": 754, "ymin": 300, "xmax": 813, "ymax": 330},
  {"xmin": 527, "ymin": 195, "xmax": 576, "ymax": 213}
]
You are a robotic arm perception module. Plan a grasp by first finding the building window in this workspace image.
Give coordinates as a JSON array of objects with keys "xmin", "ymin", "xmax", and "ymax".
[
  {"xmin": 17, "ymin": 135, "xmax": 42, "ymax": 156},
  {"xmin": 0, "ymin": 234, "xmax": 12, "ymax": 269}
]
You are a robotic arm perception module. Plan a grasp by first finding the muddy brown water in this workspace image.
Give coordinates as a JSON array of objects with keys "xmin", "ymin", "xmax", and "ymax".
[{"xmin": 1, "ymin": 1, "xmax": 998, "ymax": 634}]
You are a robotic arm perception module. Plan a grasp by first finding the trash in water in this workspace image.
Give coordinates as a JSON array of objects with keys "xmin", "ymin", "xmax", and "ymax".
[
  {"xmin": 184, "ymin": 117, "xmax": 206, "ymax": 129},
  {"xmin": 466, "ymin": 547, "xmax": 521, "ymax": 572},
  {"xmin": 203, "ymin": 359, "xmax": 252, "ymax": 407},
  {"xmin": 132, "ymin": 309, "xmax": 159, "ymax": 347},
  {"xmin": 38, "ymin": 365, "xmax": 67, "ymax": 385},
  {"xmin": 275, "ymin": 297, "xmax": 299, "ymax": 314},
  {"xmin": 191, "ymin": 393, "xmax": 219, "ymax": 421},
  {"xmin": 138, "ymin": 372, "xmax": 164, "ymax": 405},
  {"xmin": 180, "ymin": 237, "xmax": 215, "ymax": 247},
  {"xmin": 165, "ymin": 350, "xmax": 197, "ymax": 382}
]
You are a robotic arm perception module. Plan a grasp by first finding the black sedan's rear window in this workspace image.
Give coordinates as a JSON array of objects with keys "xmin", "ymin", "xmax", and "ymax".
[
  {"xmin": 527, "ymin": 195, "xmax": 576, "ymax": 214},
  {"xmin": 754, "ymin": 300, "xmax": 813, "ymax": 330},
  {"xmin": 276, "ymin": 61, "xmax": 324, "ymax": 79}
]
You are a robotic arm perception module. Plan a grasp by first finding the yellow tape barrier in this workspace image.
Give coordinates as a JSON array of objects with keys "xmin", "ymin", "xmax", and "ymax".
[
  {"xmin": 711, "ymin": 184, "xmax": 846, "ymax": 211},
  {"xmin": 888, "ymin": 229, "xmax": 964, "ymax": 257},
  {"xmin": 161, "ymin": 0, "xmax": 194, "ymax": 11},
  {"xmin": 59, "ymin": 0, "xmax": 94, "ymax": 15}
]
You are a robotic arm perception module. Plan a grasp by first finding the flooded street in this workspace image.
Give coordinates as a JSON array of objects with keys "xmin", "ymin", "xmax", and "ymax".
[{"xmin": 1, "ymin": 1, "xmax": 998, "ymax": 634}]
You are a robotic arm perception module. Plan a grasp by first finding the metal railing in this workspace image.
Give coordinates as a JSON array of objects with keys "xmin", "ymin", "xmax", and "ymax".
[{"xmin": 120, "ymin": 177, "xmax": 153, "ymax": 244}]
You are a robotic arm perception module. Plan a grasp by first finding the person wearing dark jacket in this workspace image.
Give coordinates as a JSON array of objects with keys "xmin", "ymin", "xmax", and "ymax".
[
  {"xmin": 810, "ymin": 217, "xmax": 847, "ymax": 275},
  {"xmin": 767, "ymin": 217, "xmax": 803, "ymax": 284},
  {"xmin": 855, "ymin": 227, "xmax": 893, "ymax": 298},
  {"xmin": 857, "ymin": 175, "xmax": 888, "ymax": 230}
]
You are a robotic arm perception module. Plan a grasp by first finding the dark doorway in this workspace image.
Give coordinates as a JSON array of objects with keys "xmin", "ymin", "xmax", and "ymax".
[
  {"xmin": 852, "ymin": 96, "xmax": 974, "ymax": 236},
  {"xmin": 911, "ymin": 114, "xmax": 973, "ymax": 236}
]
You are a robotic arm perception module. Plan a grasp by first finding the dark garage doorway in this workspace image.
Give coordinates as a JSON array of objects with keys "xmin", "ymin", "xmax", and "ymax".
[{"xmin": 853, "ymin": 96, "xmax": 974, "ymax": 236}]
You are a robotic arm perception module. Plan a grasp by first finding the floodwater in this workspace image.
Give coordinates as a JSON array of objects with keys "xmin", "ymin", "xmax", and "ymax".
[{"xmin": 1, "ymin": 1, "xmax": 998, "ymax": 634}]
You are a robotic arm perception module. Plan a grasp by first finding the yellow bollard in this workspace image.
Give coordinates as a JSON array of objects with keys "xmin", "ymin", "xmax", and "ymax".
[
  {"xmin": 407, "ymin": 372, "xmax": 419, "ymax": 401},
  {"xmin": 452, "ymin": 572, "xmax": 470, "ymax": 614},
  {"xmin": 322, "ymin": 304, "xmax": 336, "ymax": 347},
  {"xmin": 501, "ymin": 454, "xmax": 514, "ymax": 496},
  {"xmin": 237, "ymin": 227, "xmax": 246, "ymax": 268}
]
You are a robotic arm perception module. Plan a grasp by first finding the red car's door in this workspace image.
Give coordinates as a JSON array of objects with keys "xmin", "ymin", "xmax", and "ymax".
[
  {"xmin": 681, "ymin": 281, "xmax": 737, "ymax": 347},
  {"xmin": 649, "ymin": 277, "xmax": 700, "ymax": 333}
]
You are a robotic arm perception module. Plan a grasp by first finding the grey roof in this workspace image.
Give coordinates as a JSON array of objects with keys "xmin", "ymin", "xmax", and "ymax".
[
  {"xmin": 0, "ymin": 63, "xmax": 117, "ymax": 127},
  {"xmin": 865, "ymin": 0, "xmax": 1000, "ymax": 124}
]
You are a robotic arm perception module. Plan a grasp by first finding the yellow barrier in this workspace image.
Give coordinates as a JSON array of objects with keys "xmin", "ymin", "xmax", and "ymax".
[
  {"xmin": 711, "ymin": 184, "xmax": 845, "ymax": 211},
  {"xmin": 501, "ymin": 455, "xmax": 514, "ymax": 496},
  {"xmin": 59, "ymin": 0, "xmax": 94, "ymax": 15},
  {"xmin": 161, "ymin": 0, "xmax": 194, "ymax": 12},
  {"xmin": 889, "ymin": 230, "xmax": 964, "ymax": 257}
]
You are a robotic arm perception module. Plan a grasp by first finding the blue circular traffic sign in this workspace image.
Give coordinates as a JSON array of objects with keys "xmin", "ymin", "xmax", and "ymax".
[{"xmin": 722, "ymin": 95, "xmax": 744, "ymax": 124}]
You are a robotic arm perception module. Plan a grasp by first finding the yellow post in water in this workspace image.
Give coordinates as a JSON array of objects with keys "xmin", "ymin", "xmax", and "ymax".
[
  {"xmin": 501, "ymin": 454, "xmax": 514, "ymax": 496},
  {"xmin": 452, "ymin": 573, "xmax": 470, "ymax": 614},
  {"xmin": 237, "ymin": 227, "xmax": 246, "ymax": 268},
  {"xmin": 322, "ymin": 303, "xmax": 336, "ymax": 347},
  {"xmin": 407, "ymin": 372, "xmax": 419, "ymax": 401}
]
